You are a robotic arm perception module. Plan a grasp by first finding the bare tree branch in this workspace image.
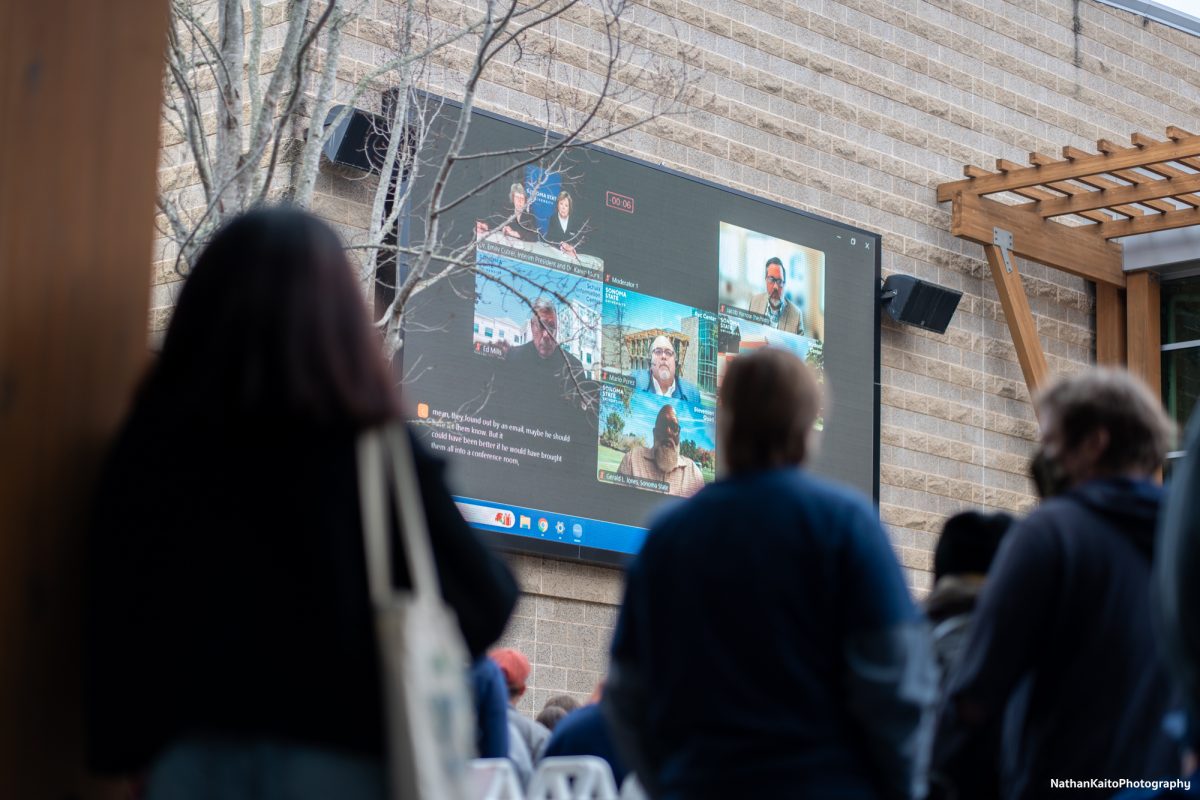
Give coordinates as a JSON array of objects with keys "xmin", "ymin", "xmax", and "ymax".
[{"xmin": 157, "ymin": 0, "xmax": 689, "ymax": 381}]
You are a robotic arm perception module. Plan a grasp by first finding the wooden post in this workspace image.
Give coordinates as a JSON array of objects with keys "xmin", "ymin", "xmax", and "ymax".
[
  {"xmin": 1126, "ymin": 271, "xmax": 1162, "ymax": 391},
  {"xmin": 1095, "ymin": 282, "xmax": 1127, "ymax": 365},
  {"xmin": 984, "ymin": 244, "xmax": 1049, "ymax": 398},
  {"xmin": 0, "ymin": 1, "xmax": 168, "ymax": 796}
]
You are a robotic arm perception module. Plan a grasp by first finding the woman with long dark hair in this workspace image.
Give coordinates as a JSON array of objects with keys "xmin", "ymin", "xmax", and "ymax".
[{"xmin": 85, "ymin": 208, "xmax": 517, "ymax": 797}]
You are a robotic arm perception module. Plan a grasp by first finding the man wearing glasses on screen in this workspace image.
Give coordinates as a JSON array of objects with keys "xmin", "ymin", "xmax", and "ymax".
[
  {"xmin": 749, "ymin": 257, "xmax": 804, "ymax": 336},
  {"xmin": 632, "ymin": 335, "xmax": 702, "ymax": 407}
]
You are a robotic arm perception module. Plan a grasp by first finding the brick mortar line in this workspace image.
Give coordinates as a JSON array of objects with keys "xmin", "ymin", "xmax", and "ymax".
[
  {"xmin": 855, "ymin": 0, "xmax": 1200, "ymax": 110},
  {"xmin": 683, "ymin": 0, "xmax": 1191, "ymax": 138}
]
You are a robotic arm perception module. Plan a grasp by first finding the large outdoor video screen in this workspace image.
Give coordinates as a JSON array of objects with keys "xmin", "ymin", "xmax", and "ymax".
[{"xmin": 399, "ymin": 105, "xmax": 880, "ymax": 564}]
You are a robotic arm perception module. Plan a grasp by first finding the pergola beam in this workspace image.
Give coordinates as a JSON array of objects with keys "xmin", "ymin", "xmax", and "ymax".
[
  {"xmin": 1127, "ymin": 272, "xmax": 1162, "ymax": 390},
  {"xmin": 984, "ymin": 244, "xmax": 1049, "ymax": 394},
  {"xmin": 938, "ymin": 129, "xmax": 1189, "ymax": 403},
  {"xmin": 951, "ymin": 192, "xmax": 1125, "ymax": 286},
  {"xmin": 1095, "ymin": 283, "xmax": 1126, "ymax": 365},
  {"xmin": 937, "ymin": 132, "xmax": 1200, "ymax": 200},
  {"xmin": 1030, "ymin": 171, "xmax": 1200, "ymax": 218},
  {"xmin": 998, "ymin": 158, "xmax": 1131, "ymax": 222},
  {"xmin": 1100, "ymin": 206, "xmax": 1200, "ymax": 239}
]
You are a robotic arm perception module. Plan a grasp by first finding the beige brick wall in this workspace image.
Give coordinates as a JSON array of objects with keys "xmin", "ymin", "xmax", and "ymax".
[
  {"xmin": 151, "ymin": 0, "xmax": 1200, "ymax": 710},
  {"xmin": 495, "ymin": 554, "xmax": 623, "ymax": 713}
]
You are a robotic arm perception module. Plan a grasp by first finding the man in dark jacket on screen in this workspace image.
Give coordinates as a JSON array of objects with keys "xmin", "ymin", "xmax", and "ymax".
[
  {"xmin": 933, "ymin": 368, "xmax": 1179, "ymax": 799},
  {"xmin": 604, "ymin": 349, "xmax": 935, "ymax": 800}
]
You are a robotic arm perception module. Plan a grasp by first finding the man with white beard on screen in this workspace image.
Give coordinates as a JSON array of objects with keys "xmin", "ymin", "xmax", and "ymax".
[{"xmin": 616, "ymin": 404, "xmax": 705, "ymax": 498}]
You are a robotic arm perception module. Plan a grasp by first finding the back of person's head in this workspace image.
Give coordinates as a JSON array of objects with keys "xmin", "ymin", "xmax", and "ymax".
[
  {"xmin": 933, "ymin": 511, "xmax": 1014, "ymax": 583},
  {"xmin": 536, "ymin": 704, "xmax": 569, "ymax": 731},
  {"xmin": 543, "ymin": 694, "xmax": 580, "ymax": 714},
  {"xmin": 145, "ymin": 207, "xmax": 398, "ymax": 429},
  {"xmin": 1034, "ymin": 368, "xmax": 1173, "ymax": 477},
  {"xmin": 718, "ymin": 348, "xmax": 820, "ymax": 474},
  {"xmin": 489, "ymin": 648, "xmax": 531, "ymax": 700}
]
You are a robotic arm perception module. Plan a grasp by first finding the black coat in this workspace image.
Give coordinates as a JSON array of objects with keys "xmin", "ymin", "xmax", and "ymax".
[
  {"xmin": 542, "ymin": 214, "xmax": 584, "ymax": 247},
  {"xmin": 933, "ymin": 478, "xmax": 1177, "ymax": 800},
  {"xmin": 84, "ymin": 414, "xmax": 518, "ymax": 774},
  {"xmin": 508, "ymin": 210, "xmax": 540, "ymax": 242}
]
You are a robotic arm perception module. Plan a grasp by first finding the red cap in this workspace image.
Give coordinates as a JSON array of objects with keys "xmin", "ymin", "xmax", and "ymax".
[{"xmin": 490, "ymin": 648, "xmax": 531, "ymax": 693}]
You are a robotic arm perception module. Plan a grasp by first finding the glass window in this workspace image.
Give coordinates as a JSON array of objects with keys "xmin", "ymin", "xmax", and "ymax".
[
  {"xmin": 1162, "ymin": 274, "xmax": 1200, "ymax": 434},
  {"xmin": 1162, "ymin": 274, "xmax": 1200, "ymax": 346},
  {"xmin": 1162, "ymin": 347, "xmax": 1200, "ymax": 430}
]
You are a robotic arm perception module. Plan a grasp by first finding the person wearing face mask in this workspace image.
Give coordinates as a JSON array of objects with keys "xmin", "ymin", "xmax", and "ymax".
[
  {"xmin": 931, "ymin": 368, "xmax": 1178, "ymax": 800},
  {"xmin": 615, "ymin": 403, "xmax": 705, "ymax": 498}
]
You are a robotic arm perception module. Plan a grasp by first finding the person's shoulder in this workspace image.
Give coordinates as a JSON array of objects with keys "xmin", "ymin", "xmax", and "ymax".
[
  {"xmin": 505, "ymin": 341, "xmax": 536, "ymax": 362},
  {"xmin": 981, "ymin": 501, "xmax": 1072, "ymax": 576},
  {"xmin": 645, "ymin": 476, "xmax": 728, "ymax": 530},
  {"xmin": 514, "ymin": 708, "xmax": 549, "ymax": 735},
  {"xmin": 778, "ymin": 469, "xmax": 875, "ymax": 514},
  {"xmin": 1010, "ymin": 494, "xmax": 1085, "ymax": 543},
  {"xmin": 758, "ymin": 471, "xmax": 886, "ymax": 542},
  {"xmin": 559, "ymin": 348, "xmax": 585, "ymax": 370},
  {"xmin": 551, "ymin": 704, "xmax": 602, "ymax": 742}
]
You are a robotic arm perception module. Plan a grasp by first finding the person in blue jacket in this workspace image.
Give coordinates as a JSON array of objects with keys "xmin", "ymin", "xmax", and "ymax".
[
  {"xmin": 933, "ymin": 369, "xmax": 1179, "ymax": 800},
  {"xmin": 605, "ymin": 348, "xmax": 935, "ymax": 800},
  {"xmin": 472, "ymin": 657, "xmax": 510, "ymax": 759},
  {"xmin": 542, "ymin": 694, "xmax": 629, "ymax": 787}
]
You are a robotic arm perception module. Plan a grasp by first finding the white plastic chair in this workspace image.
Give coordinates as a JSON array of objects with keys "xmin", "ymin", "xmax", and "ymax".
[
  {"xmin": 619, "ymin": 773, "xmax": 648, "ymax": 800},
  {"xmin": 526, "ymin": 755, "xmax": 619, "ymax": 800},
  {"xmin": 468, "ymin": 758, "xmax": 524, "ymax": 800}
]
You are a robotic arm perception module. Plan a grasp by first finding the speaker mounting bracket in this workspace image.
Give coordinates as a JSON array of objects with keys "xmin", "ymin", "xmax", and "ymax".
[{"xmin": 992, "ymin": 227, "xmax": 1014, "ymax": 274}]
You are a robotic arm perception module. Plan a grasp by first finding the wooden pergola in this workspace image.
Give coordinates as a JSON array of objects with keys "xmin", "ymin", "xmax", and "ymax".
[{"xmin": 937, "ymin": 126, "xmax": 1200, "ymax": 399}]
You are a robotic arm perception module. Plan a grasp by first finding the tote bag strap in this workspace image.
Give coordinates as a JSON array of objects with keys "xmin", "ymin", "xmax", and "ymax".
[{"xmin": 357, "ymin": 423, "xmax": 444, "ymax": 607}]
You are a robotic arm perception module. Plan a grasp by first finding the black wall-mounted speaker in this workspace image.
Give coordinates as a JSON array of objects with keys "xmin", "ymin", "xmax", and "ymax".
[
  {"xmin": 322, "ymin": 105, "xmax": 389, "ymax": 173},
  {"xmin": 880, "ymin": 274, "xmax": 962, "ymax": 334}
]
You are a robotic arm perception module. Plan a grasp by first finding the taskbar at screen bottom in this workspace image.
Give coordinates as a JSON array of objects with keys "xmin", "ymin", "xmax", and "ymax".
[{"xmin": 453, "ymin": 497, "xmax": 648, "ymax": 557}]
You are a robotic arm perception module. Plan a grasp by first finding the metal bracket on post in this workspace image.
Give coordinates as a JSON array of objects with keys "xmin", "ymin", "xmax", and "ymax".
[{"xmin": 993, "ymin": 227, "xmax": 1014, "ymax": 274}]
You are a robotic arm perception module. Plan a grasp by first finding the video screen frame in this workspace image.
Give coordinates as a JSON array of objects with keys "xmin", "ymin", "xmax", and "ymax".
[{"xmin": 395, "ymin": 99, "xmax": 882, "ymax": 566}]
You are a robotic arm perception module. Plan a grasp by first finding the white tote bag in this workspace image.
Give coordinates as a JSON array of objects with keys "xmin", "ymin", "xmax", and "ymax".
[{"xmin": 358, "ymin": 424, "xmax": 475, "ymax": 800}]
